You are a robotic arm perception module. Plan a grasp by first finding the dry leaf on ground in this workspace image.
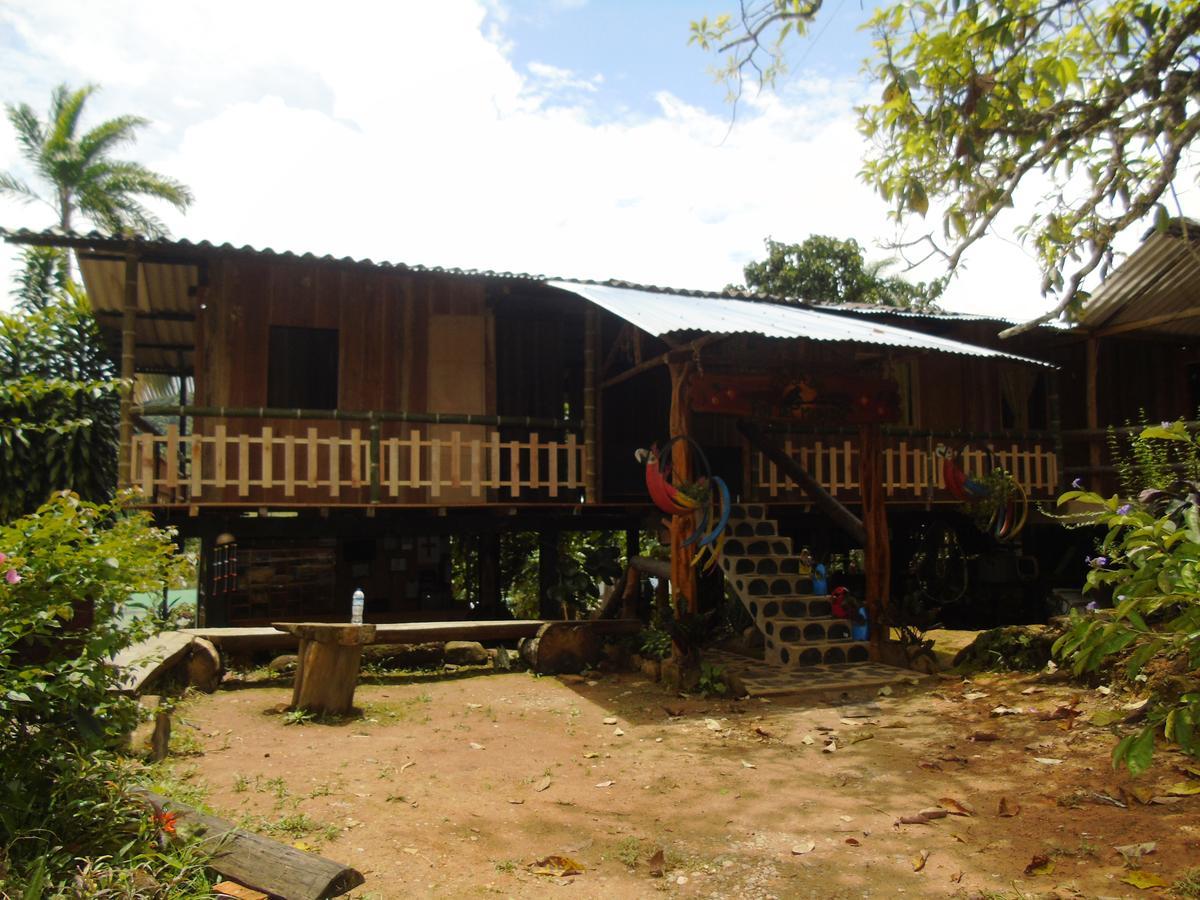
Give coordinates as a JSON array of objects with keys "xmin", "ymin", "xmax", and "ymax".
[
  {"xmin": 1122, "ymin": 870, "xmax": 1170, "ymax": 889},
  {"xmin": 998, "ymin": 797, "xmax": 1020, "ymax": 817},
  {"xmin": 1166, "ymin": 781, "xmax": 1200, "ymax": 796},
  {"xmin": 912, "ymin": 849, "xmax": 930, "ymax": 872},
  {"xmin": 533, "ymin": 777, "xmax": 552, "ymax": 792},
  {"xmin": 1114, "ymin": 841, "xmax": 1156, "ymax": 863},
  {"xmin": 938, "ymin": 797, "xmax": 976, "ymax": 817},
  {"xmin": 1024, "ymin": 854, "xmax": 1055, "ymax": 876},
  {"xmin": 791, "ymin": 841, "xmax": 816, "ymax": 855},
  {"xmin": 529, "ymin": 855, "xmax": 584, "ymax": 877}
]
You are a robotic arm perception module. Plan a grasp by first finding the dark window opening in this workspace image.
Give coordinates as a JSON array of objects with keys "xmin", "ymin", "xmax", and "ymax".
[{"xmin": 268, "ymin": 326, "xmax": 338, "ymax": 409}]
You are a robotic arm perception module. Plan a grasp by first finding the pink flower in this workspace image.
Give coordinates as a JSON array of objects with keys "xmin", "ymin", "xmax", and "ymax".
[
  {"xmin": 5, "ymin": 569, "xmax": 20, "ymax": 585},
  {"xmin": 0, "ymin": 553, "xmax": 6, "ymax": 564}
]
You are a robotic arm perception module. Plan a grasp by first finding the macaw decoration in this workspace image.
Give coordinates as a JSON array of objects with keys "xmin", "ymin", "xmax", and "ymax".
[
  {"xmin": 637, "ymin": 437, "xmax": 731, "ymax": 572},
  {"xmin": 937, "ymin": 444, "xmax": 1028, "ymax": 541}
]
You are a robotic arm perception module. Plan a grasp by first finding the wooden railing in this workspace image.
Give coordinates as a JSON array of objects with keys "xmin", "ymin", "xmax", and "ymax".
[
  {"xmin": 130, "ymin": 423, "xmax": 586, "ymax": 505},
  {"xmin": 753, "ymin": 434, "xmax": 1059, "ymax": 501}
]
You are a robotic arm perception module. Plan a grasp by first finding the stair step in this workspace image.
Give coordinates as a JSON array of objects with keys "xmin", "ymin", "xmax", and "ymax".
[
  {"xmin": 766, "ymin": 641, "xmax": 871, "ymax": 667},
  {"xmin": 744, "ymin": 597, "xmax": 833, "ymax": 620},
  {"xmin": 762, "ymin": 620, "xmax": 854, "ymax": 643},
  {"xmin": 725, "ymin": 556, "xmax": 805, "ymax": 576},
  {"xmin": 728, "ymin": 519, "xmax": 778, "ymax": 538},
  {"xmin": 729, "ymin": 503, "xmax": 767, "ymax": 520},
  {"xmin": 722, "ymin": 538, "xmax": 792, "ymax": 557},
  {"xmin": 733, "ymin": 575, "xmax": 813, "ymax": 599}
]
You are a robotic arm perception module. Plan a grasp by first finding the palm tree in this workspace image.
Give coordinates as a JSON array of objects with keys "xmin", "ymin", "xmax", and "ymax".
[{"xmin": 0, "ymin": 83, "xmax": 192, "ymax": 236}]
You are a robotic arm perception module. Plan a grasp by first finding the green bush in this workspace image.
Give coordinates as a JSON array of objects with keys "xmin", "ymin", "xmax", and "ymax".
[
  {"xmin": 0, "ymin": 291, "xmax": 120, "ymax": 522},
  {"xmin": 0, "ymin": 492, "xmax": 207, "ymax": 895},
  {"xmin": 1053, "ymin": 421, "xmax": 1200, "ymax": 776}
]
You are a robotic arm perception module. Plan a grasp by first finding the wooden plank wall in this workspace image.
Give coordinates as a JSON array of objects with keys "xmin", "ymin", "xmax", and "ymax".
[{"xmin": 194, "ymin": 257, "xmax": 491, "ymax": 505}]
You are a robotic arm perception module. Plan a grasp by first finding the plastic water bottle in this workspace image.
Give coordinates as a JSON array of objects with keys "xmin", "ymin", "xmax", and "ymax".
[{"xmin": 351, "ymin": 588, "xmax": 365, "ymax": 625}]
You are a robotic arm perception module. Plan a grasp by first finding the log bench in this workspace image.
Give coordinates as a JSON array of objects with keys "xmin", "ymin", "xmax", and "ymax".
[{"xmin": 135, "ymin": 789, "xmax": 364, "ymax": 899}]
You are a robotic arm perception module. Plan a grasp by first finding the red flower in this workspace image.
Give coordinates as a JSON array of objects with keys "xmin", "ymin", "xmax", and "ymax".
[{"xmin": 154, "ymin": 810, "xmax": 178, "ymax": 835}]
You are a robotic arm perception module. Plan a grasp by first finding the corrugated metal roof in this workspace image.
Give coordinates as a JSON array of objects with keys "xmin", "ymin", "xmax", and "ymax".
[
  {"xmin": 1079, "ymin": 219, "xmax": 1200, "ymax": 337},
  {"xmin": 2, "ymin": 226, "xmax": 1052, "ymax": 368},
  {"xmin": 547, "ymin": 281, "xmax": 1053, "ymax": 366}
]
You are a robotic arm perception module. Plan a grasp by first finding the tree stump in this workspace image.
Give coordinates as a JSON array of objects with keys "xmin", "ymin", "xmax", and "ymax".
[{"xmin": 272, "ymin": 623, "xmax": 376, "ymax": 716}]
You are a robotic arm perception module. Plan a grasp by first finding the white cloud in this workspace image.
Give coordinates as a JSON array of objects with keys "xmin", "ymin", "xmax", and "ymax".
[{"xmin": 0, "ymin": 0, "xmax": 1063, "ymax": 322}]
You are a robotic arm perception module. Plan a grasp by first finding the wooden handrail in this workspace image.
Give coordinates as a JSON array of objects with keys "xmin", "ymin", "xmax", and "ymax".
[{"xmin": 135, "ymin": 404, "xmax": 581, "ymax": 432}]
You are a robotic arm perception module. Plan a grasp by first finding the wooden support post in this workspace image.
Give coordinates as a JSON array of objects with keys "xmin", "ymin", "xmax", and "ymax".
[
  {"xmin": 478, "ymin": 531, "xmax": 501, "ymax": 617},
  {"xmin": 1047, "ymin": 371, "xmax": 1065, "ymax": 491},
  {"xmin": 858, "ymin": 424, "xmax": 890, "ymax": 660},
  {"xmin": 117, "ymin": 252, "xmax": 139, "ymax": 487},
  {"xmin": 538, "ymin": 529, "xmax": 561, "ymax": 619},
  {"xmin": 667, "ymin": 359, "xmax": 698, "ymax": 615},
  {"xmin": 368, "ymin": 421, "xmax": 381, "ymax": 504},
  {"xmin": 1085, "ymin": 336, "xmax": 1101, "ymax": 473},
  {"xmin": 583, "ymin": 307, "xmax": 600, "ymax": 502}
]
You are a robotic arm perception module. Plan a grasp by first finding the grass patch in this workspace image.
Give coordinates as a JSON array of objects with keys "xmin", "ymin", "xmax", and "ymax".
[{"xmin": 1174, "ymin": 868, "xmax": 1200, "ymax": 899}]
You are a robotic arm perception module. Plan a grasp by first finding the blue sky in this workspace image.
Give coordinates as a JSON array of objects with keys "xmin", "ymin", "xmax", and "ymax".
[
  {"xmin": 494, "ymin": 0, "xmax": 872, "ymax": 117},
  {"xmin": 0, "ymin": 1, "xmax": 1101, "ymax": 320}
]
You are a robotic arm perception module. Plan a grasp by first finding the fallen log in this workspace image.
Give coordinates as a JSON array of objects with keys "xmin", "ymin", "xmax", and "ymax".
[
  {"xmin": 519, "ymin": 622, "xmax": 601, "ymax": 674},
  {"xmin": 135, "ymin": 790, "xmax": 364, "ymax": 899}
]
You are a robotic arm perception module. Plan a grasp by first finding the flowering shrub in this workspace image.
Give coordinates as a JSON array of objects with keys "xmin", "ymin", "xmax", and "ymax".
[
  {"xmin": 0, "ymin": 492, "xmax": 207, "ymax": 894},
  {"xmin": 1053, "ymin": 421, "xmax": 1200, "ymax": 775}
]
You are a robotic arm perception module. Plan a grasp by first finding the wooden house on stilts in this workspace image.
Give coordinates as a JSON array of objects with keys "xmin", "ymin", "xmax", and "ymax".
[{"xmin": 5, "ymin": 225, "xmax": 1197, "ymax": 671}]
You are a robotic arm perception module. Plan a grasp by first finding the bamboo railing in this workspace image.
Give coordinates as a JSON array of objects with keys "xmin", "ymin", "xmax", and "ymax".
[
  {"xmin": 753, "ymin": 434, "xmax": 1059, "ymax": 500},
  {"xmin": 130, "ymin": 422, "xmax": 586, "ymax": 505}
]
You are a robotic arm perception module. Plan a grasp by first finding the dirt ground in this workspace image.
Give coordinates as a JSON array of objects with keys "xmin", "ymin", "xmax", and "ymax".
[{"xmin": 156, "ymin": 666, "xmax": 1200, "ymax": 899}]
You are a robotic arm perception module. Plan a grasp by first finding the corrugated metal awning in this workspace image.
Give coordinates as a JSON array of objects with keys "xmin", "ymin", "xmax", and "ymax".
[
  {"xmin": 548, "ymin": 281, "xmax": 1054, "ymax": 366},
  {"xmin": 1079, "ymin": 220, "xmax": 1200, "ymax": 337}
]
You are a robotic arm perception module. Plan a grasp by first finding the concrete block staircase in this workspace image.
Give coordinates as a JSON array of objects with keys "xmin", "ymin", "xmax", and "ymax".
[{"xmin": 721, "ymin": 503, "xmax": 870, "ymax": 668}]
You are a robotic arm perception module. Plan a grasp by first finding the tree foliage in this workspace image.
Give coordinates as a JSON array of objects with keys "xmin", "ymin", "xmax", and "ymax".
[
  {"xmin": 737, "ymin": 234, "xmax": 943, "ymax": 309},
  {"xmin": 0, "ymin": 83, "xmax": 192, "ymax": 235},
  {"xmin": 0, "ymin": 288, "xmax": 119, "ymax": 522},
  {"xmin": 0, "ymin": 492, "xmax": 205, "ymax": 894},
  {"xmin": 691, "ymin": 0, "xmax": 1200, "ymax": 335},
  {"xmin": 1053, "ymin": 421, "xmax": 1200, "ymax": 776}
]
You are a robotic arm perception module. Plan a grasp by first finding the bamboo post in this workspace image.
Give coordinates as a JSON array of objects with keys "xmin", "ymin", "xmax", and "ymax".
[
  {"xmin": 858, "ymin": 423, "xmax": 890, "ymax": 660},
  {"xmin": 117, "ymin": 252, "xmax": 139, "ymax": 488},
  {"xmin": 583, "ymin": 307, "xmax": 599, "ymax": 502},
  {"xmin": 368, "ymin": 422, "xmax": 381, "ymax": 503},
  {"xmin": 1085, "ymin": 336, "xmax": 1101, "ymax": 475},
  {"xmin": 1047, "ymin": 370, "xmax": 1065, "ymax": 491},
  {"xmin": 667, "ymin": 359, "xmax": 697, "ymax": 615}
]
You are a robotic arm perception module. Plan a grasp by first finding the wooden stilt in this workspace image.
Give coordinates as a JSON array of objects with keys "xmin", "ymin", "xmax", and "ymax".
[
  {"xmin": 858, "ymin": 423, "xmax": 890, "ymax": 660},
  {"xmin": 117, "ymin": 252, "xmax": 140, "ymax": 488},
  {"xmin": 1085, "ymin": 336, "xmax": 1101, "ymax": 474},
  {"xmin": 667, "ymin": 359, "xmax": 697, "ymax": 615}
]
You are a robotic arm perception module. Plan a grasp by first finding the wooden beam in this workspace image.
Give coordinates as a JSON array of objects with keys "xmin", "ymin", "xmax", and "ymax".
[
  {"xmin": 601, "ymin": 333, "xmax": 725, "ymax": 390},
  {"xmin": 1095, "ymin": 305, "xmax": 1200, "ymax": 337},
  {"xmin": 95, "ymin": 309, "xmax": 196, "ymax": 322},
  {"xmin": 584, "ymin": 307, "xmax": 600, "ymax": 502},
  {"xmin": 134, "ymin": 790, "xmax": 364, "ymax": 899},
  {"xmin": 1085, "ymin": 336, "xmax": 1101, "ymax": 471},
  {"xmin": 737, "ymin": 420, "xmax": 867, "ymax": 545},
  {"xmin": 667, "ymin": 361, "xmax": 698, "ymax": 615},
  {"xmin": 117, "ymin": 253, "xmax": 139, "ymax": 487},
  {"xmin": 858, "ymin": 423, "xmax": 889, "ymax": 661}
]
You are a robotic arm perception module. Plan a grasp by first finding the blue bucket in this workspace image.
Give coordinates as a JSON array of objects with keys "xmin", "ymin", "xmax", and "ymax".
[{"xmin": 851, "ymin": 623, "xmax": 869, "ymax": 641}]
